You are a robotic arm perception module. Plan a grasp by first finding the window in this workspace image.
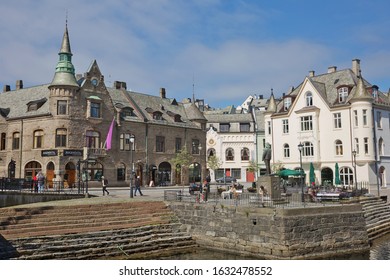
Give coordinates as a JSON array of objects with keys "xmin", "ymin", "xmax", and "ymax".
[
  {"xmin": 192, "ymin": 139, "xmax": 200, "ymax": 154},
  {"xmin": 364, "ymin": 137, "xmax": 369, "ymax": 154},
  {"xmin": 33, "ymin": 130, "xmax": 44, "ymax": 149},
  {"xmin": 220, "ymin": 123, "xmax": 230, "ymax": 132},
  {"xmin": 0, "ymin": 133, "xmax": 5, "ymax": 150},
  {"xmin": 156, "ymin": 136, "xmax": 165, "ymax": 152},
  {"xmin": 267, "ymin": 121, "xmax": 272, "ymax": 134},
  {"xmin": 231, "ymin": 168, "xmax": 241, "ymax": 180},
  {"xmin": 241, "ymin": 148, "xmax": 250, "ymax": 161},
  {"xmin": 305, "ymin": 92, "xmax": 313, "ymax": 106},
  {"xmin": 175, "ymin": 138, "xmax": 182, "ymax": 153},
  {"xmin": 284, "ymin": 98, "xmax": 291, "ymax": 110},
  {"xmin": 363, "ymin": 109, "xmax": 368, "ymax": 126},
  {"xmin": 282, "ymin": 119, "xmax": 289, "ymax": 134},
  {"xmin": 353, "ymin": 110, "xmax": 358, "ymax": 127},
  {"xmin": 28, "ymin": 103, "xmax": 38, "ymax": 111},
  {"xmin": 226, "ymin": 148, "xmax": 234, "ymax": 161},
  {"xmin": 86, "ymin": 130, "xmax": 100, "ymax": 148},
  {"xmin": 284, "ymin": 144, "xmax": 290, "ymax": 158},
  {"xmin": 55, "ymin": 128, "xmax": 67, "ymax": 147},
  {"xmin": 379, "ymin": 137, "xmax": 384, "ymax": 156},
  {"xmin": 90, "ymin": 102, "xmax": 101, "ymax": 118},
  {"xmin": 302, "ymin": 142, "xmax": 314, "ymax": 157},
  {"xmin": 57, "ymin": 100, "xmax": 68, "ymax": 115},
  {"xmin": 117, "ymin": 163, "xmax": 126, "ymax": 181},
  {"xmin": 338, "ymin": 87, "xmax": 348, "ymax": 103},
  {"xmin": 377, "ymin": 111, "xmax": 382, "ymax": 129},
  {"xmin": 120, "ymin": 133, "xmax": 133, "ymax": 151},
  {"xmin": 120, "ymin": 107, "xmax": 136, "ymax": 118},
  {"xmin": 153, "ymin": 112, "xmax": 163, "ymax": 120},
  {"xmin": 340, "ymin": 167, "xmax": 354, "ymax": 186},
  {"xmin": 300, "ymin": 116, "xmax": 313, "ymax": 131},
  {"xmin": 334, "ymin": 113, "xmax": 342, "ymax": 129},
  {"xmin": 335, "ymin": 140, "xmax": 343, "ymax": 156},
  {"xmin": 12, "ymin": 132, "xmax": 20, "ymax": 150},
  {"xmin": 240, "ymin": 123, "xmax": 250, "ymax": 132},
  {"xmin": 207, "ymin": 148, "xmax": 216, "ymax": 160},
  {"xmin": 355, "ymin": 138, "xmax": 359, "ymax": 155}
]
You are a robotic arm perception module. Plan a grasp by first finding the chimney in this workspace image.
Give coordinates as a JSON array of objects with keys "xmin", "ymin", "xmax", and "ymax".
[
  {"xmin": 114, "ymin": 81, "xmax": 127, "ymax": 90},
  {"xmin": 328, "ymin": 66, "xmax": 337, "ymax": 73},
  {"xmin": 309, "ymin": 70, "xmax": 315, "ymax": 77},
  {"xmin": 259, "ymin": 94, "xmax": 263, "ymax": 99},
  {"xmin": 352, "ymin": 59, "xmax": 361, "ymax": 76},
  {"xmin": 160, "ymin": 87, "xmax": 166, "ymax": 98},
  {"xmin": 16, "ymin": 80, "xmax": 23, "ymax": 90},
  {"xmin": 3, "ymin": 85, "xmax": 11, "ymax": 92}
]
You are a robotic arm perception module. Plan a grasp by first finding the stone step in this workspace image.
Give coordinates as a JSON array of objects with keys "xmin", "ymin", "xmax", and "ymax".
[
  {"xmin": 2, "ymin": 224, "xmax": 195, "ymax": 260},
  {"xmin": 0, "ymin": 208, "xmax": 172, "ymax": 230}
]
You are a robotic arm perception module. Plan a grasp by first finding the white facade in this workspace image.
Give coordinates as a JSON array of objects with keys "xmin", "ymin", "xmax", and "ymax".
[{"xmin": 265, "ymin": 60, "xmax": 390, "ymax": 197}]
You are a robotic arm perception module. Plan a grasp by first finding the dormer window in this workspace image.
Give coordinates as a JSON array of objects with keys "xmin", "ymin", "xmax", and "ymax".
[
  {"xmin": 284, "ymin": 97, "xmax": 292, "ymax": 110},
  {"xmin": 120, "ymin": 107, "xmax": 136, "ymax": 118},
  {"xmin": 27, "ymin": 98, "xmax": 47, "ymax": 112},
  {"xmin": 153, "ymin": 111, "xmax": 163, "ymax": 120},
  {"xmin": 338, "ymin": 87, "xmax": 349, "ymax": 103},
  {"xmin": 305, "ymin": 92, "xmax": 313, "ymax": 106}
]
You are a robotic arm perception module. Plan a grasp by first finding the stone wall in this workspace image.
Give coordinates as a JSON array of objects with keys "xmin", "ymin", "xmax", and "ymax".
[
  {"xmin": 0, "ymin": 192, "xmax": 85, "ymax": 208},
  {"xmin": 168, "ymin": 202, "xmax": 370, "ymax": 259}
]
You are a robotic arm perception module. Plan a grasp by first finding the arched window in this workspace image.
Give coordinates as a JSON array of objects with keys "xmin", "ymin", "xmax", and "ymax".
[
  {"xmin": 340, "ymin": 167, "xmax": 353, "ymax": 186},
  {"xmin": 284, "ymin": 97, "xmax": 292, "ymax": 110},
  {"xmin": 305, "ymin": 92, "xmax": 313, "ymax": 106},
  {"xmin": 379, "ymin": 137, "xmax": 384, "ymax": 156},
  {"xmin": 226, "ymin": 148, "xmax": 234, "ymax": 161},
  {"xmin": 207, "ymin": 148, "xmax": 216, "ymax": 160},
  {"xmin": 335, "ymin": 140, "xmax": 343, "ymax": 156},
  {"xmin": 12, "ymin": 132, "xmax": 20, "ymax": 150},
  {"xmin": 241, "ymin": 148, "xmax": 250, "ymax": 161},
  {"xmin": 283, "ymin": 144, "xmax": 290, "ymax": 158},
  {"xmin": 33, "ymin": 130, "xmax": 44, "ymax": 148},
  {"xmin": 1, "ymin": 132, "xmax": 6, "ymax": 150}
]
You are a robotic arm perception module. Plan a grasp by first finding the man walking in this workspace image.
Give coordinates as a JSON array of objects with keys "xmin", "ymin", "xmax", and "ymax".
[
  {"xmin": 134, "ymin": 176, "xmax": 143, "ymax": 196},
  {"xmin": 101, "ymin": 176, "xmax": 109, "ymax": 196}
]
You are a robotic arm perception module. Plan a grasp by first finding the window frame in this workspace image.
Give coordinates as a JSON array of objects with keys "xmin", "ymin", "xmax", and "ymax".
[
  {"xmin": 334, "ymin": 112, "xmax": 342, "ymax": 129},
  {"xmin": 300, "ymin": 116, "xmax": 313, "ymax": 131},
  {"xmin": 156, "ymin": 136, "xmax": 165, "ymax": 153},
  {"xmin": 33, "ymin": 130, "xmax": 44, "ymax": 149},
  {"xmin": 55, "ymin": 128, "xmax": 67, "ymax": 148},
  {"xmin": 57, "ymin": 100, "xmax": 68, "ymax": 115}
]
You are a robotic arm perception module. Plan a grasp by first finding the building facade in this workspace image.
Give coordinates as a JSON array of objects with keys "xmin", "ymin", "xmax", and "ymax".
[
  {"xmin": 205, "ymin": 108, "xmax": 256, "ymax": 183},
  {"xmin": 265, "ymin": 59, "xmax": 390, "ymax": 197},
  {"xmin": 0, "ymin": 25, "xmax": 207, "ymax": 188}
]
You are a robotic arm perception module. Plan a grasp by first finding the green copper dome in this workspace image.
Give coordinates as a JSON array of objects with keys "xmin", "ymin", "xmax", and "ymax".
[{"xmin": 49, "ymin": 24, "xmax": 79, "ymax": 88}]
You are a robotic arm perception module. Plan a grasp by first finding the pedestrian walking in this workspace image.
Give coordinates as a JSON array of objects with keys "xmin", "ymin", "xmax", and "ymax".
[
  {"xmin": 37, "ymin": 171, "xmax": 45, "ymax": 193},
  {"xmin": 134, "ymin": 176, "xmax": 143, "ymax": 196},
  {"xmin": 101, "ymin": 176, "xmax": 109, "ymax": 196}
]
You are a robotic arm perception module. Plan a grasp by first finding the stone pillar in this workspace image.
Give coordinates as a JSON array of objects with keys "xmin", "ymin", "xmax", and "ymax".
[{"xmin": 257, "ymin": 175, "xmax": 281, "ymax": 199}]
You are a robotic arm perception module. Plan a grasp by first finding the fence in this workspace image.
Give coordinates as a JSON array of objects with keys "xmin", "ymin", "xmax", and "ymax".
[
  {"xmin": 164, "ymin": 190, "xmax": 345, "ymax": 208},
  {"xmin": 0, "ymin": 177, "xmax": 85, "ymax": 194}
]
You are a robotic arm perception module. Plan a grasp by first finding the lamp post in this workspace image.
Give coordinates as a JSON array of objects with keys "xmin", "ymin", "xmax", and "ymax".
[
  {"xmin": 352, "ymin": 150, "xmax": 357, "ymax": 193},
  {"xmin": 129, "ymin": 135, "xmax": 135, "ymax": 198},
  {"xmin": 298, "ymin": 142, "xmax": 304, "ymax": 202}
]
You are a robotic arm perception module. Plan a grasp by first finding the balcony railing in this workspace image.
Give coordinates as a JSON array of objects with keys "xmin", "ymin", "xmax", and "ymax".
[{"xmin": 83, "ymin": 147, "xmax": 107, "ymax": 159}]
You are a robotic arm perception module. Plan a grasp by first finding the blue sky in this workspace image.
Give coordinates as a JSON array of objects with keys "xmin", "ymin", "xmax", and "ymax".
[{"xmin": 1, "ymin": 0, "xmax": 390, "ymax": 108}]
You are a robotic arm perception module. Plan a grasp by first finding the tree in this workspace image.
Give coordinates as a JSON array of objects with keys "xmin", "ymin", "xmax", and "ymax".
[
  {"xmin": 247, "ymin": 160, "xmax": 259, "ymax": 173},
  {"xmin": 207, "ymin": 155, "xmax": 222, "ymax": 173},
  {"xmin": 170, "ymin": 146, "xmax": 194, "ymax": 187}
]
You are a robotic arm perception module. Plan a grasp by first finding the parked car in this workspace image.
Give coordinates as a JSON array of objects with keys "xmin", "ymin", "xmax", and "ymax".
[{"xmin": 215, "ymin": 176, "xmax": 237, "ymax": 183}]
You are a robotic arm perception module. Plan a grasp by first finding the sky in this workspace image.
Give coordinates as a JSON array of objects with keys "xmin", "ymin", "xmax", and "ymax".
[{"xmin": 1, "ymin": 0, "xmax": 390, "ymax": 108}]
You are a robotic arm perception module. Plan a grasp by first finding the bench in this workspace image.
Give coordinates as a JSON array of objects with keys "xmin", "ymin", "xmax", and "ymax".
[{"xmin": 316, "ymin": 192, "xmax": 340, "ymax": 201}]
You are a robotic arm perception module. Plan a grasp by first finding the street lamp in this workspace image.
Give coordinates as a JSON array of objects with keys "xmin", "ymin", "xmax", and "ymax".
[
  {"xmin": 129, "ymin": 134, "xmax": 135, "ymax": 198},
  {"xmin": 298, "ymin": 142, "xmax": 304, "ymax": 202},
  {"xmin": 352, "ymin": 150, "xmax": 357, "ymax": 193}
]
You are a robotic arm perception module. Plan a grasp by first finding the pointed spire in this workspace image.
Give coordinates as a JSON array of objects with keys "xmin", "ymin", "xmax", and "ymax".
[
  {"xmin": 49, "ymin": 22, "xmax": 79, "ymax": 88},
  {"xmin": 350, "ymin": 71, "xmax": 372, "ymax": 102},
  {"xmin": 266, "ymin": 90, "xmax": 277, "ymax": 113}
]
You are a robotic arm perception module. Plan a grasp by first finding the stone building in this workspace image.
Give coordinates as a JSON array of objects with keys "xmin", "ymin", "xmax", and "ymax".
[{"xmin": 0, "ymin": 24, "xmax": 207, "ymax": 188}]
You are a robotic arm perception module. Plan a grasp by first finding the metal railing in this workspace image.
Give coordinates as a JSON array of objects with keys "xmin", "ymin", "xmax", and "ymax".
[
  {"xmin": 0, "ymin": 177, "xmax": 85, "ymax": 194},
  {"xmin": 164, "ymin": 190, "xmax": 343, "ymax": 208}
]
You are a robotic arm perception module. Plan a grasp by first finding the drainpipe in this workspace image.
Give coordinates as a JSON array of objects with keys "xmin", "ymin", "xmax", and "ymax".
[
  {"xmin": 19, "ymin": 119, "xmax": 24, "ymax": 178},
  {"xmin": 372, "ymin": 109, "xmax": 380, "ymax": 196}
]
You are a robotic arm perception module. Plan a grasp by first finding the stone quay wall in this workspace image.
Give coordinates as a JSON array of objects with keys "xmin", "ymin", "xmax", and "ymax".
[
  {"xmin": 0, "ymin": 192, "xmax": 85, "ymax": 208},
  {"xmin": 168, "ymin": 202, "xmax": 370, "ymax": 259}
]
